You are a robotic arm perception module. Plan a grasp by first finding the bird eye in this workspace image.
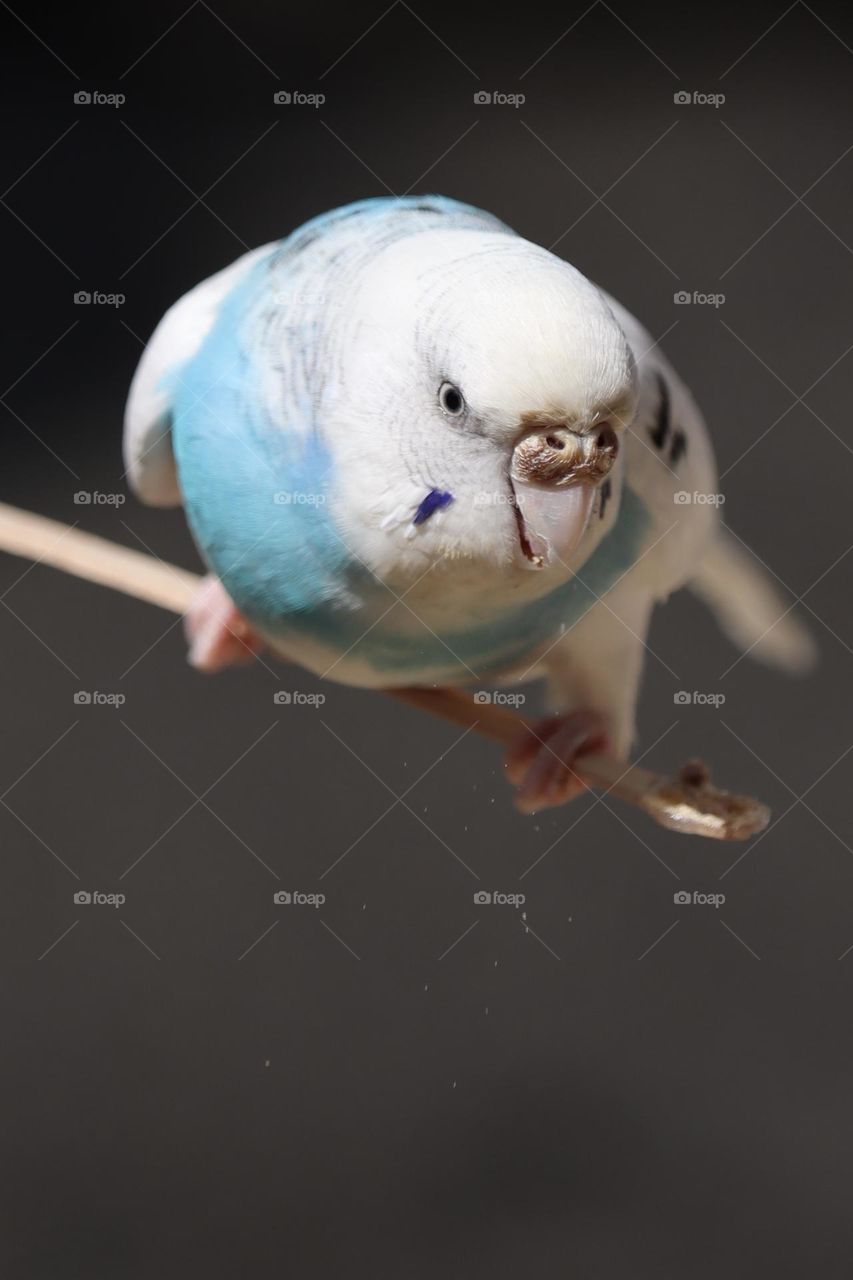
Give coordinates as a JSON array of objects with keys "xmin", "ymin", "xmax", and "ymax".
[{"xmin": 438, "ymin": 382, "xmax": 465, "ymax": 417}]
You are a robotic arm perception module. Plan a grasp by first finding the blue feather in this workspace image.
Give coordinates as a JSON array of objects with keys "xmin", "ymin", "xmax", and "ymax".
[{"xmin": 413, "ymin": 490, "xmax": 454, "ymax": 525}]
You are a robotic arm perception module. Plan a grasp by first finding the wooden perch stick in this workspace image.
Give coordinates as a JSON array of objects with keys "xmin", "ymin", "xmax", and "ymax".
[
  {"xmin": 0, "ymin": 501, "xmax": 770, "ymax": 841},
  {"xmin": 392, "ymin": 687, "xmax": 769, "ymax": 840},
  {"xmin": 0, "ymin": 503, "xmax": 200, "ymax": 613}
]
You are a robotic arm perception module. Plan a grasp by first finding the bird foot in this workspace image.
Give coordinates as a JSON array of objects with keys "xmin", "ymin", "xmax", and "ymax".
[
  {"xmin": 184, "ymin": 575, "xmax": 264, "ymax": 672},
  {"xmin": 505, "ymin": 710, "xmax": 610, "ymax": 814}
]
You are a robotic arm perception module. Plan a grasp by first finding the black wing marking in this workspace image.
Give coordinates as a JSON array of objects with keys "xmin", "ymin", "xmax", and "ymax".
[
  {"xmin": 648, "ymin": 372, "xmax": 671, "ymax": 451},
  {"xmin": 649, "ymin": 372, "xmax": 689, "ymax": 467},
  {"xmin": 668, "ymin": 429, "xmax": 688, "ymax": 465}
]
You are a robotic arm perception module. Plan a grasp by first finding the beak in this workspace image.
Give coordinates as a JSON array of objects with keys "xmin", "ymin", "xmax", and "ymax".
[{"xmin": 510, "ymin": 423, "xmax": 618, "ymax": 569}]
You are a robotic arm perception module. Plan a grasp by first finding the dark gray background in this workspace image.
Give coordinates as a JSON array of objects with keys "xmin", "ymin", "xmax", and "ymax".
[{"xmin": 1, "ymin": 1, "xmax": 852, "ymax": 1275}]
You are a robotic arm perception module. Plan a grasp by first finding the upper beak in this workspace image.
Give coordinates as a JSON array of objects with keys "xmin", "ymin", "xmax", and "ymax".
[{"xmin": 509, "ymin": 423, "xmax": 618, "ymax": 569}]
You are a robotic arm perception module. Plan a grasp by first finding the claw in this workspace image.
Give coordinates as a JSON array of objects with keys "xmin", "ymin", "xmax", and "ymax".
[
  {"xmin": 184, "ymin": 575, "xmax": 263, "ymax": 672},
  {"xmin": 505, "ymin": 710, "xmax": 609, "ymax": 813}
]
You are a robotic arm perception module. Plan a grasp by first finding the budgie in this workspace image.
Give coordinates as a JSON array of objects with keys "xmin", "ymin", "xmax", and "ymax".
[{"xmin": 124, "ymin": 196, "xmax": 813, "ymax": 812}]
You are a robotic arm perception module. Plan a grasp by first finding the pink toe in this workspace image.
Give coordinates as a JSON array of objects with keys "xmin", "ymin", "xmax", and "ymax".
[
  {"xmin": 507, "ymin": 710, "xmax": 609, "ymax": 813},
  {"xmin": 184, "ymin": 576, "xmax": 263, "ymax": 673}
]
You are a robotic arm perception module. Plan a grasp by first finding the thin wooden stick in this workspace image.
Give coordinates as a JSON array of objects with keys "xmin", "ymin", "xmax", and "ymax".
[
  {"xmin": 0, "ymin": 501, "xmax": 770, "ymax": 840},
  {"xmin": 391, "ymin": 687, "xmax": 769, "ymax": 840},
  {"xmin": 0, "ymin": 503, "xmax": 200, "ymax": 613}
]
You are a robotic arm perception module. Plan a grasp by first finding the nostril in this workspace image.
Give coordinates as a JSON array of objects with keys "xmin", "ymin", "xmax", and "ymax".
[
  {"xmin": 544, "ymin": 435, "xmax": 565, "ymax": 450},
  {"xmin": 596, "ymin": 425, "xmax": 618, "ymax": 454}
]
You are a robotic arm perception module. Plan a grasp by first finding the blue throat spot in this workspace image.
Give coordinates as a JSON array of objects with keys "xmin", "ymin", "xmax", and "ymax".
[{"xmin": 413, "ymin": 489, "xmax": 454, "ymax": 526}]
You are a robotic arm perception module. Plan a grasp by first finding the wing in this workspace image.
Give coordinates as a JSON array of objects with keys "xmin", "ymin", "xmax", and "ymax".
[
  {"xmin": 123, "ymin": 244, "xmax": 275, "ymax": 507},
  {"xmin": 123, "ymin": 196, "xmax": 510, "ymax": 510},
  {"xmin": 603, "ymin": 294, "xmax": 720, "ymax": 600}
]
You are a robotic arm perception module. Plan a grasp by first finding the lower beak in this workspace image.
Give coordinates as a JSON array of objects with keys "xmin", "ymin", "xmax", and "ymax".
[
  {"xmin": 509, "ymin": 421, "xmax": 617, "ymax": 570},
  {"xmin": 511, "ymin": 479, "xmax": 595, "ymax": 569}
]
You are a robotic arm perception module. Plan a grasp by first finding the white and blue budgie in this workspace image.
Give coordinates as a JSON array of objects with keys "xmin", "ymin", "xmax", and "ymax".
[{"xmin": 124, "ymin": 196, "xmax": 813, "ymax": 813}]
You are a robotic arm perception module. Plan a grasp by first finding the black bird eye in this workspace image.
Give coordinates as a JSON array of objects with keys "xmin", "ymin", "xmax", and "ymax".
[{"xmin": 438, "ymin": 382, "xmax": 465, "ymax": 416}]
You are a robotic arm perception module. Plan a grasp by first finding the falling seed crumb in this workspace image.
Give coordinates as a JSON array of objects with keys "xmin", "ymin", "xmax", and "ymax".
[{"xmin": 264, "ymin": 1060, "xmax": 270, "ymax": 1067}]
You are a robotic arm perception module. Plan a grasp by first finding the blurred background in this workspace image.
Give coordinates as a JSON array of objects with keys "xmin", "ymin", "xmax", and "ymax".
[{"xmin": 1, "ymin": 0, "xmax": 852, "ymax": 1274}]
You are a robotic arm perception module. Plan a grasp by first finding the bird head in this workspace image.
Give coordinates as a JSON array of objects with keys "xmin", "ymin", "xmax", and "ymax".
[{"xmin": 325, "ymin": 229, "xmax": 637, "ymax": 596}]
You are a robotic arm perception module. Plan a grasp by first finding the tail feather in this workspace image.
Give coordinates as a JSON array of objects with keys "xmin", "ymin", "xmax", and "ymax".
[{"xmin": 690, "ymin": 528, "xmax": 817, "ymax": 674}]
